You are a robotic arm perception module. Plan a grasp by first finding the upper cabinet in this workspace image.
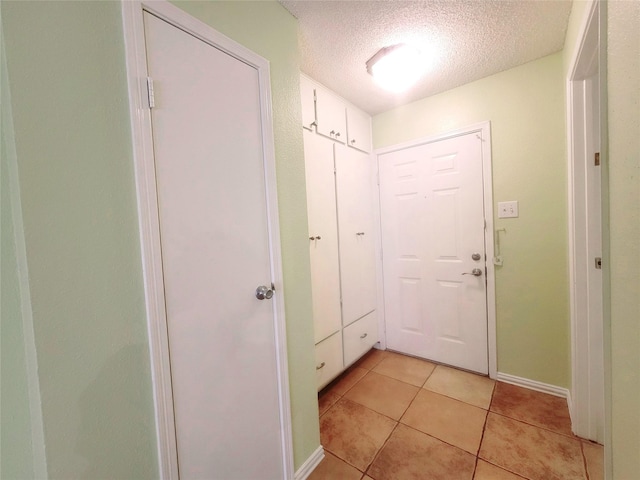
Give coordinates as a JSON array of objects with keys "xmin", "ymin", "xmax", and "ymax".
[
  {"xmin": 315, "ymin": 86, "xmax": 346, "ymax": 144},
  {"xmin": 301, "ymin": 75, "xmax": 371, "ymax": 153},
  {"xmin": 300, "ymin": 75, "xmax": 316, "ymax": 131},
  {"xmin": 346, "ymin": 106, "xmax": 372, "ymax": 154}
]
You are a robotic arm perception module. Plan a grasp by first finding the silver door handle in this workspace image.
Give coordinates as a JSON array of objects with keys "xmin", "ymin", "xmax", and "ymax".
[
  {"xmin": 462, "ymin": 268, "xmax": 483, "ymax": 277},
  {"xmin": 255, "ymin": 285, "xmax": 274, "ymax": 300}
]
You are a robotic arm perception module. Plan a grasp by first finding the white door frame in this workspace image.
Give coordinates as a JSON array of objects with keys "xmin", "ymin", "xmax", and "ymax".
[
  {"xmin": 121, "ymin": 2, "xmax": 294, "ymax": 478},
  {"xmin": 374, "ymin": 122, "xmax": 497, "ymax": 379},
  {"xmin": 566, "ymin": 0, "xmax": 605, "ymax": 442}
]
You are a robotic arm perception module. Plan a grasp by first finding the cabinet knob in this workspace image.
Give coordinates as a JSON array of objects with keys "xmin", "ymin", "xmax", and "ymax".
[
  {"xmin": 360, "ymin": 333, "xmax": 368, "ymax": 339},
  {"xmin": 335, "ymin": 132, "xmax": 341, "ymax": 137},
  {"xmin": 309, "ymin": 235, "xmax": 322, "ymax": 241},
  {"xmin": 316, "ymin": 362, "xmax": 326, "ymax": 370},
  {"xmin": 356, "ymin": 232, "xmax": 365, "ymax": 236},
  {"xmin": 350, "ymin": 139, "xmax": 356, "ymax": 144},
  {"xmin": 330, "ymin": 130, "xmax": 335, "ymax": 136}
]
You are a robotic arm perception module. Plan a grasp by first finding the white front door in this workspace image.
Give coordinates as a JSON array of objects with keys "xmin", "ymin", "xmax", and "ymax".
[
  {"xmin": 143, "ymin": 11, "xmax": 287, "ymax": 479},
  {"xmin": 379, "ymin": 132, "xmax": 488, "ymax": 374}
]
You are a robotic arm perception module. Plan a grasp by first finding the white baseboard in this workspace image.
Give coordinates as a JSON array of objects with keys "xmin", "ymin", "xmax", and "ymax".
[
  {"xmin": 496, "ymin": 372, "xmax": 570, "ymax": 399},
  {"xmin": 294, "ymin": 445, "xmax": 325, "ymax": 480}
]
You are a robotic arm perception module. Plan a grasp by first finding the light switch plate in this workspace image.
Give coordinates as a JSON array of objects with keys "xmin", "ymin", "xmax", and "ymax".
[{"xmin": 498, "ymin": 201, "xmax": 519, "ymax": 218}]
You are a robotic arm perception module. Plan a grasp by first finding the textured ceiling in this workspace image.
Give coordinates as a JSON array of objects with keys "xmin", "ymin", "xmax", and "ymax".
[{"xmin": 280, "ymin": 0, "xmax": 572, "ymax": 115}]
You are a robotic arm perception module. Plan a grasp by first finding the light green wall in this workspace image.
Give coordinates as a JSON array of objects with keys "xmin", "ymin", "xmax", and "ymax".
[
  {"xmin": 2, "ymin": 1, "xmax": 158, "ymax": 477},
  {"xmin": 169, "ymin": 0, "xmax": 319, "ymax": 469},
  {"xmin": 1, "ymin": 39, "xmax": 37, "ymax": 477},
  {"xmin": 2, "ymin": 0, "xmax": 319, "ymax": 476},
  {"xmin": 606, "ymin": 1, "xmax": 640, "ymax": 477},
  {"xmin": 373, "ymin": 53, "xmax": 570, "ymax": 387}
]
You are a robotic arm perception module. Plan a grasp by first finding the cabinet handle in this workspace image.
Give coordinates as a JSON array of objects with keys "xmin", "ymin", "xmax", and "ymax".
[
  {"xmin": 356, "ymin": 232, "xmax": 365, "ymax": 236},
  {"xmin": 309, "ymin": 235, "xmax": 322, "ymax": 240},
  {"xmin": 330, "ymin": 130, "xmax": 335, "ymax": 136},
  {"xmin": 360, "ymin": 333, "xmax": 368, "ymax": 339},
  {"xmin": 316, "ymin": 362, "xmax": 326, "ymax": 370},
  {"xmin": 350, "ymin": 139, "xmax": 356, "ymax": 144},
  {"xmin": 335, "ymin": 132, "xmax": 341, "ymax": 138}
]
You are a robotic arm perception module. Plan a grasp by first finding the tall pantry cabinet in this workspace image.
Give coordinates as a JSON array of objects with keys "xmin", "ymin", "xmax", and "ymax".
[{"xmin": 301, "ymin": 74, "xmax": 379, "ymax": 390}]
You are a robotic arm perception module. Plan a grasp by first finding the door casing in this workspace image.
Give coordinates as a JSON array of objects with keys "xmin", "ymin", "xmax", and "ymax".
[
  {"xmin": 374, "ymin": 122, "xmax": 497, "ymax": 379},
  {"xmin": 566, "ymin": 0, "xmax": 606, "ymax": 445},
  {"xmin": 121, "ymin": 2, "xmax": 294, "ymax": 478}
]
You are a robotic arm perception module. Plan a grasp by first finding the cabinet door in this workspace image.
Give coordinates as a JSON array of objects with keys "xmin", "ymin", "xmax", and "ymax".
[
  {"xmin": 335, "ymin": 144, "xmax": 377, "ymax": 326},
  {"xmin": 315, "ymin": 332, "xmax": 343, "ymax": 391},
  {"xmin": 346, "ymin": 105, "xmax": 372, "ymax": 153},
  {"xmin": 343, "ymin": 311, "xmax": 378, "ymax": 367},
  {"xmin": 315, "ymin": 85, "xmax": 346, "ymax": 144},
  {"xmin": 303, "ymin": 130, "xmax": 342, "ymax": 343},
  {"xmin": 300, "ymin": 75, "xmax": 316, "ymax": 131}
]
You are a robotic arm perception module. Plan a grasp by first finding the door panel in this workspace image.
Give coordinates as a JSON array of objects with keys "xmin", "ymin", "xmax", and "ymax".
[
  {"xmin": 379, "ymin": 133, "xmax": 488, "ymax": 374},
  {"xmin": 144, "ymin": 12, "xmax": 284, "ymax": 479},
  {"xmin": 303, "ymin": 130, "xmax": 342, "ymax": 343},
  {"xmin": 335, "ymin": 144, "xmax": 377, "ymax": 326}
]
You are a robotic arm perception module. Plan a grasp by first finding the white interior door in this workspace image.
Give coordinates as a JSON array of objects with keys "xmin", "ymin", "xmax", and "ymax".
[
  {"xmin": 144, "ymin": 12, "xmax": 286, "ymax": 479},
  {"xmin": 379, "ymin": 133, "xmax": 488, "ymax": 374}
]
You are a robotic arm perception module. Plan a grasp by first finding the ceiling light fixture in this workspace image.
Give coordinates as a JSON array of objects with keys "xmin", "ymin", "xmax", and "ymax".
[{"xmin": 366, "ymin": 44, "xmax": 426, "ymax": 93}]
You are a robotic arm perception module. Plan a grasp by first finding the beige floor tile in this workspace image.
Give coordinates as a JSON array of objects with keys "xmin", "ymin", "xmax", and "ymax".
[
  {"xmin": 401, "ymin": 389, "xmax": 487, "ymax": 454},
  {"xmin": 368, "ymin": 423, "xmax": 475, "ymax": 480},
  {"xmin": 582, "ymin": 441, "xmax": 604, "ymax": 480},
  {"xmin": 479, "ymin": 413, "xmax": 586, "ymax": 480},
  {"xmin": 372, "ymin": 352, "xmax": 436, "ymax": 387},
  {"xmin": 425, "ymin": 365, "xmax": 495, "ymax": 409},
  {"xmin": 328, "ymin": 367, "xmax": 369, "ymax": 396},
  {"xmin": 474, "ymin": 460, "xmax": 526, "ymax": 479},
  {"xmin": 344, "ymin": 371, "xmax": 419, "ymax": 420},
  {"xmin": 320, "ymin": 398, "xmax": 396, "ymax": 471},
  {"xmin": 490, "ymin": 382, "xmax": 573, "ymax": 436},
  {"xmin": 318, "ymin": 390, "xmax": 341, "ymax": 416},
  {"xmin": 354, "ymin": 348, "xmax": 388, "ymax": 370},
  {"xmin": 308, "ymin": 452, "xmax": 363, "ymax": 480}
]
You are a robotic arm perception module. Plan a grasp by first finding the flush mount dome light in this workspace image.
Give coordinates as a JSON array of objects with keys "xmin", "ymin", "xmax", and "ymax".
[{"xmin": 366, "ymin": 44, "xmax": 426, "ymax": 93}]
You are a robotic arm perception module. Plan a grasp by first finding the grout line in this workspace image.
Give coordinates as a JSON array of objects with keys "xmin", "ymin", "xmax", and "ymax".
[
  {"xmin": 364, "ymin": 421, "xmax": 400, "ymax": 477},
  {"xmin": 581, "ymin": 441, "xmax": 591, "ymax": 480},
  {"xmin": 474, "ymin": 390, "xmax": 493, "ymax": 478},
  {"xmin": 399, "ymin": 423, "xmax": 478, "ymax": 457},
  {"xmin": 480, "ymin": 459, "xmax": 530, "ymax": 479},
  {"xmin": 487, "ymin": 410, "xmax": 580, "ymax": 440}
]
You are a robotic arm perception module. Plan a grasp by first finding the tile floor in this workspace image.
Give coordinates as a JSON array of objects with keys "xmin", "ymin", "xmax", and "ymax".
[{"xmin": 310, "ymin": 349, "xmax": 604, "ymax": 480}]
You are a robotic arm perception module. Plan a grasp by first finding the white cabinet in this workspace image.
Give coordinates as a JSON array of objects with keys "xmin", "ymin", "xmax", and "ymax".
[
  {"xmin": 300, "ymin": 75, "xmax": 316, "ymax": 131},
  {"xmin": 335, "ymin": 144, "xmax": 377, "ymax": 326},
  {"xmin": 315, "ymin": 85, "xmax": 346, "ymax": 143},
  {"xmin": 303, "ymin": 129, "xmax": 342, "ymax": 344},
  {"xmin": 346, "ymin": 105, "xmax": 372, "ymax": 153},
  {"xmin": 300, "ymin": 74, "xmax": 378, "ymax": 391},
  {"xmin": 315, "ymin": 332, "xmax": 344, "ymax": 390},
  {"xmin": 343, "ymin": 311, "xmax": 378, "ymax": 367}
]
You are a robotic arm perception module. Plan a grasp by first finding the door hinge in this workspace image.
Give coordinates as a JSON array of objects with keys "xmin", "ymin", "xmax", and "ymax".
[
  {"xmin": 595, "ymin": 152, "xmax": 600, "ymax": 166},
  {"xmin": 146, "ymin": 76, "xmax": 155, "ymax": 109}
]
